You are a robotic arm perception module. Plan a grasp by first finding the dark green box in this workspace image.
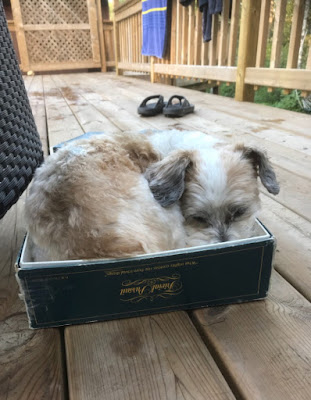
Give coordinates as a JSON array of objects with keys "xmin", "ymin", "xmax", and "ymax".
[{"xmin": 16, "ymin": 220, "xmax": 275, "ymax": 329}]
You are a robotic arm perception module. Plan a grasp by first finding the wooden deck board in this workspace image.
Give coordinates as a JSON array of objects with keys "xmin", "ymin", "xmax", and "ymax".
[
  {"xmin": 0, "ymin": 199, "xmax": 66, "ymax": 399},
  {"xmin": 51, "ymin": 75, "xmax": 121, "ymax": 134},
  {"xmin": 260, "ymin": 195, "xmax": 311, "ymax": 302},
  {"xmin": 42, "ymin": 75, "xmax": 85, "ymax": 149},
  {"xmin": 4, "ymin": 72, "xmax": 310, "ymax": 400},
  {"xmin": 27, "ymin": 75, "xmax": 49, "ymax": 155},
  {"xmin": 65, "ymin": 312, "xmax": 235, "ymax": 400},
  {"xmin": 52, "ymin": 74, "xmax": 148, "ymax": 133},
  {"xmin": 191, "ymin": 271, "xmax": 311, "ymax": 400}
]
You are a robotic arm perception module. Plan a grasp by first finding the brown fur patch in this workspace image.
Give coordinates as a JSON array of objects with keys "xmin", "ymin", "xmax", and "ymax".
[{"xmin": 117, "ymin": 134, "xmax": 160, "ymax": 172}]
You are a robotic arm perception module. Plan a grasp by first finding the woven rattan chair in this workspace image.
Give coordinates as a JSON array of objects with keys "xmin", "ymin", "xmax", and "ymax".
[{"xmin": 0, "ymin": 2, "xmax": 43, "ymax": 219}]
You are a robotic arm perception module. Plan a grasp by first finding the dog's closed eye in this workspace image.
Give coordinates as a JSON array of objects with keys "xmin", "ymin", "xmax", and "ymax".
[
  {"xmin": 232, "ymin": 206, "xmax": 247, "ymax": 218},
  {"xmin": 226, "ymin": 206, "xmax": 248, "ymax": 223},
  {"xmin": 192, "ymin": 215, "xmax": 208, "ymax": 224}
]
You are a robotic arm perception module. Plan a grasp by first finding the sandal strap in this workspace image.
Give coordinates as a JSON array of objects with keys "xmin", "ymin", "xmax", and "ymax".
[
  {"xmin": 139, "ymin": 95, "xmax": 164, "ymax": 108},
  {"xmin": 166, "ymin": 95, "xmax": 190, "ymax": 108}
]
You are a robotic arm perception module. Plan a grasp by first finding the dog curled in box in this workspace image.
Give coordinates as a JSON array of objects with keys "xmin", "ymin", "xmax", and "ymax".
[{"xmin": 25, "ymin": 130, "xmax": 279, "ymax": 260}]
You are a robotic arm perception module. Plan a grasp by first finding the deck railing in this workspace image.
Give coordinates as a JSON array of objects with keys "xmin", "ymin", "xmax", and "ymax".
[{"xmin": 113, "ymin": 0, "xmax": 311, "ymax": 101}]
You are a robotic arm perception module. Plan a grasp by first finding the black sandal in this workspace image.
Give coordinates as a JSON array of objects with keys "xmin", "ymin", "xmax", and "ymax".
[
  {"xmin": 137, "ymin": 95, "xmax": 166, "ymax": 116},
  {"xmin": 163, "ymin": 95, "xmax": 194, "ymax": 117}
]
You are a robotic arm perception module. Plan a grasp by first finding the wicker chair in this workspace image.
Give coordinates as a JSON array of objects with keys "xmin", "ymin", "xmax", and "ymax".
[{"xmin": 0, "ymin": 2, "xmax": 43, "ymax": 219}]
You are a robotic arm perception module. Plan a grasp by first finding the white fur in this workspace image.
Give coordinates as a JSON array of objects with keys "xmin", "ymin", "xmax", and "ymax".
[{"xmin": 149, "ymin": 129, "xmax": 221, "ymax": 155}]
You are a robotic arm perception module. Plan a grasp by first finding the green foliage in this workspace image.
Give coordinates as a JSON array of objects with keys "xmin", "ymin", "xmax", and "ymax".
[
  {"xmin": 275, "ymin": 91, "xmax": 303, "ymax": 112},
  {"xmin": 255, "ymin": 88, "xmax": 305, "ymax": 113},
  {"xmin": 219, "ymin": 85, "xmax": 308, "ymax": 114},
  {"xmin": 254, "ymin": 87, "xmax": 282, "ymax": 104},
  {"xmin": 219, "ymin": 83, "xmax": 235, "ymax": 98}
]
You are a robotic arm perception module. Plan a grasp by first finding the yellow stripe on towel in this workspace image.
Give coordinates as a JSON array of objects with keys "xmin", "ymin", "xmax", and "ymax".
[{"xmin": 142, "ymin": 7, "xmax": 167, "ymax": 15}]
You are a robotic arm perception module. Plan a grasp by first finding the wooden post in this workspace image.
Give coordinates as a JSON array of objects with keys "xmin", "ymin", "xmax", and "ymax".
[
  {"xmin": 150, "ymin": 56, "xmax": 155, "ymax": 83},
  {"xmin": 209, "ymin": 14, "xmax": 218, "ymax": 65},
  {"xmin": 286, "ymin": 0, "xmax": 305, "ymax": 69},
  {"xmin": 170, "ymin": 0, "xmax": 177, "ymax": 65},
  {"xmin": 218, "ymin": 0, "xmax": 230, "ymax": 66},
  {"xmin": 270, "ymin": 0, "xmax": 287, "ymax": 68},
  {"xmin": 307, "ymin": 40, "xmax": 311, "ymax": 70},
  {"xmin": 227, "ymin": 0, "xmax": 240, "ymax": 66},
  {"xmin": 187, "ymin": 2, "xmax": 195, "ymax": 65},
  {"xmin": 11, "ymin": 0, "xmax": 30, "ymax": 72},
  {"xmin": 113, "ymin": 9, "xmax": 122, "ymax": 75},
  {"xmin": 256, "ymin": 0, "xmax": 271, "ymax": 67},
  {"xmin": 194, "ymin": 7, "xmax": 202, "ymax": 65},
  {"xmin": 181, "ymin": 6, "xmax": 188, "ymax": 64},
  {"xmin": 235, "ymin": 0, "xmax": 261, "ymax": 102},
  {"xmin": 96, "ymin": 0, "xmax": 107, "ymax": 72},
  {"xmin": 88, "ymin": 0, "xmax": 101, "ymax": 65}
]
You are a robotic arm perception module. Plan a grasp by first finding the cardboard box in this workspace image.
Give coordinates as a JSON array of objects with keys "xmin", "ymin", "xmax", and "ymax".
[{"xmin": 16, "ymin": 220, "xmax": 275, "ymax": 329}]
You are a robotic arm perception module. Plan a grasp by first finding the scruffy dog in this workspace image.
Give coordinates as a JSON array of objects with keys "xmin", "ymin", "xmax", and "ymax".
[
  {"xmin": 146, "ymin": 130, "xmax": 280, "ymax": 246},
  {"xmin": 25, "ymin": 130, "xmax": 279, "ymax": 260}
]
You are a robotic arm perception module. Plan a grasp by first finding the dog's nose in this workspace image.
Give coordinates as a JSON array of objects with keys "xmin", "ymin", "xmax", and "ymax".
[
  {"xmin": 218, "ymin": 233, "xmax": 229, "ymax": 242},
  {"xmin": 217, "ymin": 226, "xmax": 229, "ymax": 242}
]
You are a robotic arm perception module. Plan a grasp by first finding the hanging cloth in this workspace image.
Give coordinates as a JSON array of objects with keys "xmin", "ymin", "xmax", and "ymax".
[
  {"xmin": 141, "ymin": 0, "xmax": 169, "ymax": 58},
  {"xmin": 180, "ymin": 0, "xmax": 194, "ymax": 5},
  {"xmin": 199, "ymin": 0, "xmax": 223, "ymax": 42}
]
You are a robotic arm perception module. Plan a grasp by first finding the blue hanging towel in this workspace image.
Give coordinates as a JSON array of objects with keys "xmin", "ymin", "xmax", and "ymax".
[{"xmin": 141, "ymin": 0, "xmax": 168, "ymax": 58}]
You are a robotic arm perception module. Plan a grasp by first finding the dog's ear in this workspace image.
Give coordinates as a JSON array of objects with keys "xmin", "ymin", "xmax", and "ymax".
[
  {"xmin": 236, "ymin": 144, "xmax": 280, "ymax": 195},
  {"xmin": 145, "ymin": 150, "xmax": 193, "ymax": 207}
]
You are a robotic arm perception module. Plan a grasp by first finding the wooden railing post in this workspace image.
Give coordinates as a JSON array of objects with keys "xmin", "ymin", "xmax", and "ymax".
[
  {"xmin": 150, "ymin": 56, "xmax": 155, "ymax": 83},
  {"xmin": 235, "ymin": 0, "xmax": 261, "ymax": 102},
  {"xmin": 96, "ymin": 0, "xmax": 107, "ymax": 72},
  {"xmin": 286, "ymin": 0, "xmax": 305, "ymax": 69},
  {"xmin": 11, "ymin": 0, "xmax": 30, "ymax": 72},
  {"xmin": 113, "ymin": 15, "xmax": 122, "ymax": 75},
  {"xmin": 307, "ymin": 39, "xmax": 311, "ymax": 70}
]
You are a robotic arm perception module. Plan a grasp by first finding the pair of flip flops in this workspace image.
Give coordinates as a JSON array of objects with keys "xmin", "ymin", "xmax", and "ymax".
[{"xmin": 138, "ymin": 95, "xmax": 194, "ymax": 117}]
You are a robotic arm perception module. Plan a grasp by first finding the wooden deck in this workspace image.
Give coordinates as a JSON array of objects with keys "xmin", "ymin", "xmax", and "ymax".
[{"xmin": 1, "ymin": 72, "xmax": 311, "ymax": 400}]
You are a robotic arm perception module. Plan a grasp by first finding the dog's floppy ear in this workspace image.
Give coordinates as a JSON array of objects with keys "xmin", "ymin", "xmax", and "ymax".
[
  {"xmin": 237, "ymin": 144, "xmax": 280, "ymax": 195},
  {"xmin": 145, "ymin": 150, "xmax": 192, "ymax": 207}
]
